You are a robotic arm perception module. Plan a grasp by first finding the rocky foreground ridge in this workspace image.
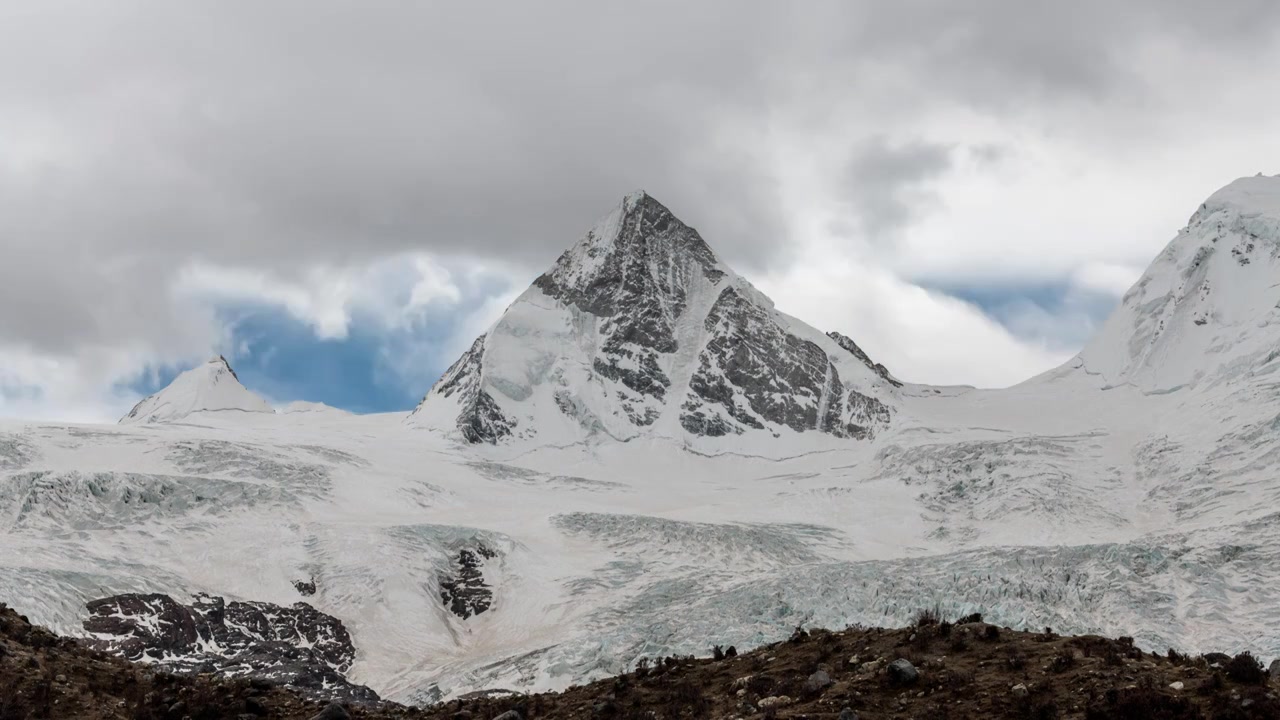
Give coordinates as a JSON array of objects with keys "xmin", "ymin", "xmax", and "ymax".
[{"xmin": 5, "ymin": 601, "xmax": 1280, "ymax": 719}]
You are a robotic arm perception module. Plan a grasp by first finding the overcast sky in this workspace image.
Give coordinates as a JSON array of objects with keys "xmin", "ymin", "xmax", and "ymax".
[{"xmin": 2, "ymin": 1, "xmax": 1279, "ymax": 421}]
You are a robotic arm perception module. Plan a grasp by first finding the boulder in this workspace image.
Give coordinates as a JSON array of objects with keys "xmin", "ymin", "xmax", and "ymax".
[
  {"xmin": 887, "ymin": 658, "xmax": 919, "ymax": 685},
  {"xmin": 805, "ymin": 669, "xmax": 832, "ymax": 693},
  {"xmin": 309, "ymin": 704, "xmax": 350, "ymax": 720}
]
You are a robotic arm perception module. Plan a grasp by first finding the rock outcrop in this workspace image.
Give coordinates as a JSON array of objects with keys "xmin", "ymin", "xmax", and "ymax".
[
  {"xmin": 439, "ymin": 545, "xmax": 497, "ymax": 619},
  {"xmin": 82, "ymin": 592, "xmax": 376, "ymax": 701}
]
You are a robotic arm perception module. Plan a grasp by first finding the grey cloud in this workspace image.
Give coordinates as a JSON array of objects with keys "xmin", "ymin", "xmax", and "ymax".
[
  {"xmin": 1, "ymin": 0, "xmax": 1279, "ymax": 363},
  {"xmin": 968, "ymin": 144, "xmax": 1011, "ymax": 166},
  {"xmin": 840, "ymin": 1, "xmax": 1280, "ymax": 106},
  {"xmin": 0, "ymin": 2, "xmax": 793, "ymax": 272},
  {"xmin": 842, "ymin": 138, "xmax": 954, "ymax": 241}
]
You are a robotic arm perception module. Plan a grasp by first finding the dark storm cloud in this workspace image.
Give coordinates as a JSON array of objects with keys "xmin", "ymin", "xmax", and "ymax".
[
  {"xmin": 2, "ymin": 0, "xmax": 1280, "ymax": 359},
  {"xmin": 0, "ymin": 2, "xmax": 793, "ymax": 271},
  {"xmin": 844, "ymin": 0, "xmax": 1280, "ymax": 105}
]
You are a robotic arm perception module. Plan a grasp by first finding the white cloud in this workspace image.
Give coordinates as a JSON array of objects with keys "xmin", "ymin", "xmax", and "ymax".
[
  {"xmin": 176, "ymin": 264, "xmax": 354, "ymax": 339},
  {"xmin": 407, "ymin": 257, "xmax": 464, "ymax": 312},
  {"xmin": 754, "ymin": 257, "xmax": 1070, "ymax": 389},
  {"xmin": 0, "ymin": 344, "xmax": 183, "ymax": 423},
  {"xmin": 1071, "ymin": 262, "xmax": 1143, "ymax": 298},
  {"xmin": 174, "ymin": 253, "xmax": 486, "ymax": 340},
  {"xmin": 0, "ymin": 254, "xmax": 521, "ymax": 422}
]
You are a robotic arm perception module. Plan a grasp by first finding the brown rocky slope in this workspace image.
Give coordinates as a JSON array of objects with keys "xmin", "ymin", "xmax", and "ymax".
[{"xmin": 3, "ymin": 602, "xmax": 1279, "ymax": 719}]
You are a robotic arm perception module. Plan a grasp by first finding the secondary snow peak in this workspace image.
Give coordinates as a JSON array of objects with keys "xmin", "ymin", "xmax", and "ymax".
[
  {"xmin": 118, "ymin": 356, "xmax": 275, "ymax": 425},
  {"xmin": 1075, "ymin": 173, "xmax": 1280, "ymax": 392}
]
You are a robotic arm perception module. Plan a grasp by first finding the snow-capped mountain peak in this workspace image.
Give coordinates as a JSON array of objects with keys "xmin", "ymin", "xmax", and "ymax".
[
  {"xmin": 409, "ymin": 192, "xmax": 897, "ymax": 448},
  {"xmin": 119, "ymin": 355, "xmax": 275, "ymax": 425},
  {"xmin": 535, "ymin": 190, "xmax": 728, "ymax": 300},
  {"xmin": 1203, "ymin": 172, "xmax": 1280, "ymax": 216},
  {"xmin": 1076, "ymin": 173, "xmax": 1280, "ymax": 392}
]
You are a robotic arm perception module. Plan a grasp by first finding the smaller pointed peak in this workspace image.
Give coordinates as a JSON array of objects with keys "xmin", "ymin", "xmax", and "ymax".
[
  {"xmin": 208, "ymin": 354, "xmax": 239, "ymax": 381},
  {"xmin": 119, "ymin": 355, "xmax": 272, "ymax": 425}
]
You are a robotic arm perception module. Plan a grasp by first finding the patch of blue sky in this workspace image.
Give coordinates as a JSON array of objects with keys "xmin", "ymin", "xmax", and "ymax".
[{"xmin": 923, "ymin": 280, "xmax": 1119, "ymax": 352}]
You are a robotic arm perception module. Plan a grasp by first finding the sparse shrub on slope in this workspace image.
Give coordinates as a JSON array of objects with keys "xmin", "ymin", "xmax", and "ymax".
[{"xmin": 1225, "ymin": 651, "xmax": 1266, "ymax": 684}]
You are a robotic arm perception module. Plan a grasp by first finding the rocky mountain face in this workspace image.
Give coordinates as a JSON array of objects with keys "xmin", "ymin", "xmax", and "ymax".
[
  {"xmin": 119, "ymin": 356, "xmax": 275, "ymax": 425},
  {"xmin": 82, "ymin": 592, "xmax": 377, "ymax": 702},
  {"xmin": 438, "ymin": 544, "xmax": 497, "ymax": 620},
  {"xmin": 827, "ymin": 331, "xmax": 902, "ymax": 387},
  {"xmin": 409, "ymin": 191, "xmax": 898, "ymax": 446}
]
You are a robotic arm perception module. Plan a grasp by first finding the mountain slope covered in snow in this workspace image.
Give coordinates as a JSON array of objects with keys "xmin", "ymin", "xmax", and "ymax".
[
  {"xmin": 1078, "ymin": 174, "xmax": 1280, "ymax": 392},
  {"xmin": 4, "ymin": 176, "xmax": 1280, "ymax": 705}
]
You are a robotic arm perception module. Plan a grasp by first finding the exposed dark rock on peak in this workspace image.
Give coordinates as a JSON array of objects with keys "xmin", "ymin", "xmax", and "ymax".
[
  {"xmin": 534, "ymin": 191, "xmax": 725, "ymax": 315},
  {"xmin": 82, "ymin": 592, "xmax": 376, "ymax": 702},
  {"xmin": 414, "ymin": 335, "xmax": 515, "ymax": 444},
  {"xmin": 531, "ymin": 192, "xmax": 724, "ymax": 425},
  {"xmin": 681, "ymin": 288, "xmax": 891, "ymax": 438},
  {"xmin": 294, "ymin": 578, "xmax": 317, "ymax": 597},
  {"xmin": 212, "ymin": 354, "xmax": 240, "ymax": 381},
  {"xmin": 827, "ymin": 331, "xmax": 902, "ymax": 387}
]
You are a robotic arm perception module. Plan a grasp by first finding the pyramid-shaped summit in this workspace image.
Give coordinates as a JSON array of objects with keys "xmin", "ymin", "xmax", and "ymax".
[
  {"xmin": 119, "ymin": 356, "xmax": 275, "ymax": 425},
  {"xmin": 410, "ymin": 192, "xmax": 899, "ymax": 447}
]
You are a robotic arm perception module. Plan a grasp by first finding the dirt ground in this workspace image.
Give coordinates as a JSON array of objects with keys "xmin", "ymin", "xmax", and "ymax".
[{"xmin": 3, "ymin": 602, "xmax": 1278, "ymax": 719}]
